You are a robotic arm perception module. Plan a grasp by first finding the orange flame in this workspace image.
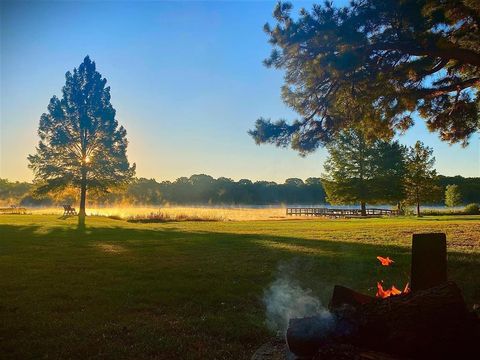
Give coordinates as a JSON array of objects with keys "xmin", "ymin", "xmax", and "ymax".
[
  {"xmin": 376, "ymin": 281, "xmax": 410, "ymax": 298},
  {"xmin": 376, "ymin": 256, "xmax": 394, "ymax": 266},
  {"xmin": 374, "ymin": 255, "xmax": 410, "ymax": 298}
]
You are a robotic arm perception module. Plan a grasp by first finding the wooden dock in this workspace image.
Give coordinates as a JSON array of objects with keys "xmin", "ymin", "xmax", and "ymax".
[{"xmin": 286, "ymin": 207, "xmax": 399, "ymax": 218}]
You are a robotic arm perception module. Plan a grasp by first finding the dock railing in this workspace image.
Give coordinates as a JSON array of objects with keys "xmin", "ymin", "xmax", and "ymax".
[{"xmin": 286, "ymin": 207, "xmax": 399, "ymax": 217}]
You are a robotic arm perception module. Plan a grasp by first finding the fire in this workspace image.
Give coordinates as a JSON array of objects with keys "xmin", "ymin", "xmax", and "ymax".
[
  {"xmin": 375, "ymin": 255, "xmax": 410, "ymax": 298},
  {"xmin": 377, "ymin": 256, "xmax": 394, "ymax": 266},
  {"xmin": 376, "ymin": 281, "xmax": 410, "ymax": 298}
]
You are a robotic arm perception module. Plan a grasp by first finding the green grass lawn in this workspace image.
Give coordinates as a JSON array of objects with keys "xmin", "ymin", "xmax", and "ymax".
[{"xmin": 1, "ymin": 215, "xmax": 479, "ymax": 359}]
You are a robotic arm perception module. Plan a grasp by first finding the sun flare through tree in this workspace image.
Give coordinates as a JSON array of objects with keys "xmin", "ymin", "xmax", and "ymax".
[{"xmin": 28, "ymin": 56, "xmax": 135, "ymax": 227}]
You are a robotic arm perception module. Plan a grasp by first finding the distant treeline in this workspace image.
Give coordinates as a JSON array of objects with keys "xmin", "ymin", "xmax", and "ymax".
[
  {"xmin": 0, "ymin": 175, "xmax": 325, "ymax": 206},
  {"xmin": 1, "ymin": 174, "xmax": 479, "ymax": 206}
]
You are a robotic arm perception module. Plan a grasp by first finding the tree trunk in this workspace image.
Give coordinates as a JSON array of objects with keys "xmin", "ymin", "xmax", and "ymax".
[
  {"xmin": 361, "ymin": 202, "xmax": 366, "ymax": 216},
  {"xmin": 78, "ymin": 167, "xmax": 87, "ymax": 229},
  {"xmin": 416, "ymin": 202, "xmax": 420, "ymax": 217},
  {"xmin": 397, "ymin": 202, "xmax": 404, "ymax": 215}
]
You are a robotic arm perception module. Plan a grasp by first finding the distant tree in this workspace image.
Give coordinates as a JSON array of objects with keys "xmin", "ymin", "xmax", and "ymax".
[
  {"xmin": 304, "ymin": 177, "xmax": 326, "ymax": 204},
  {"xmin": 28, "ymin": 56, "xmax": 135, "ymax": 227},
  {"xmin": 305, "ymin": 177, "xmax": 322, "ymax": 186},
  {"xmin": 282, "ymin": 178, "xmax": 306, "ymax": 203},
  {"xmin": 438, "ymin": 175, "xmax": 480, "ymax": 204},
  {"xmin": 250, "ymin": 1, "xmax": 480, "ymax": 151},
  {"xmin": 216, "ymin": 177, "xmax": 235, "ymax": 203},
  {"xmin": 127, "ymin": 178, "xmax": 162, "ymax": 204},
  {"xmin": 0, "ymin": 179, "xmax": 32, "ymax": 205},
  {"xmin": 284, "ymin": 178, "xmax": 304, "ymax": 187},
  {"xmin": 238, "ymin": 179, "xmax": 253, "ymax": 186},
  {"xmin": 322, "ymin": 129, "xmax": 406, "ymax": 215},
  {"xmin": 445, "ymin": 184, "xmax": 462, "ymax": 207},
  {"xmin": 188, "ymin": 174, "xmax": 215, "ymax": 203},
  {"xmin": 404, "ymin": 141, "xmax": 441, "ymax": 216},
  {"xmin": 236, "ymin": 179, "xmax": 254, "ymax": 203}
]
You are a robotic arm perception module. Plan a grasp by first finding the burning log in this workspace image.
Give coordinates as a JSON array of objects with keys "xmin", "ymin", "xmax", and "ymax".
[
  {"xmin": 329, "ymin": 285, "xmax": 373, "ymax": 309},
  {"xmin": 375, "ymin": 281, "xmax": 410, "ymax": 299},
  {"xmin": 287, "ymin": 282, "xmax": 479, "ymax": 359},
  {"xmin": 349, "ymin": 281, "xmax": 477, "ymax": 358}
]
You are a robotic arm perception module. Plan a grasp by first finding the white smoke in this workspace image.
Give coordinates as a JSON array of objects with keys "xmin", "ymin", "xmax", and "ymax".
[{"xmin": 263, "ymin": 264, "xmax": 333, "ymax": 334}]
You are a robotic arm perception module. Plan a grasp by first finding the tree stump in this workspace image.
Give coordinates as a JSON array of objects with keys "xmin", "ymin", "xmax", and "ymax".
[{"xmin": 410, "ymin": 233, "xmax": 447, "ymax": 292}]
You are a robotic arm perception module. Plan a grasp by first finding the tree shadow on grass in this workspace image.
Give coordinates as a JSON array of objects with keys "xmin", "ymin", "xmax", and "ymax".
[
  {"xmin": 1, "ymin": 221, "xmax": 479, "ymax": 359},
  {"xmin": 412, "ymin": 215, "xmax": 480, "ymax": 221},
  {"xmin": 1, "ymin": 222, "xmax": 478, "ymax": 302}
]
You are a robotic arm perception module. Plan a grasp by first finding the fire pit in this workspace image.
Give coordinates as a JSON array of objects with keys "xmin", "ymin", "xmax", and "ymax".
[{"xmin": 253, "ymin": 233, "xmax": 480, "ymax": 360}]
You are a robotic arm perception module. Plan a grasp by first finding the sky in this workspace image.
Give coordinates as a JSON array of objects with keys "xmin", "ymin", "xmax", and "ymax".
[{"xmin": 1, "ymin": 0, "xmax": 479, "ymax": 183}]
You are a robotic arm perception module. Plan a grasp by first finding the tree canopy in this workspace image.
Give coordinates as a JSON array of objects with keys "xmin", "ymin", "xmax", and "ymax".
[
  {"xmin": 3, "ymin": 174, "xmax": 480, "ymax": 207},
  {"xmin": 28, "ymin": 56, "xmax": 135, "ymax": 226},
  {"xmin": 322, "ymin": 129, "xmax": 406, "ymax": 214},
  {"xmin": 404, "ymin": 141, "xmax": 441, "ymax": 215},
  {"xmin": 250, "ymin": 0, "xmax": 480, "ymax": 153},
  {"xmin": 445, "ymin": 184, "xmax": 462, "ymax": 207}
]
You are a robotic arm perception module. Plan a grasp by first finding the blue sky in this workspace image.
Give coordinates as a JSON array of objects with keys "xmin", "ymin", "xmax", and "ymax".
[{"xmin": 1, "ymin": 0, "xmax": 478, "ymax": 182}]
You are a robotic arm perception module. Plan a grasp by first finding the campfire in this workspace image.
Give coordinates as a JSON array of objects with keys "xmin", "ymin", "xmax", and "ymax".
[
  {"xmin": 374, "ymin": 256, "xmax": 410, "ymax": 299},
  {"xmin": 375, "ymin": 281, "xmax": 408, "ymax": 298},
  {"xmin": 253, "ymin": 233, "xmax": 480, "ymax": 360}
]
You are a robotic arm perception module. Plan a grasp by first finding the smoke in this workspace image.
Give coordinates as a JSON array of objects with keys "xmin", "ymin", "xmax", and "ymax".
[{"xmin": 263, "ymin": 262, "xmax": 333, "ymax": 335}]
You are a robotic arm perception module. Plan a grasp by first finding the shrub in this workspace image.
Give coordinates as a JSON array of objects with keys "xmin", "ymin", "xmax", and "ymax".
[
  {"xmin": 127, "ymin": 211, "xmax": 223, "ymax": 223},
  {"xmin": 107, "ymin": 215, "xmax": 124, "ymax": 221},
  {"xmin": 464, "ymin": 203, "xmax": 480, "ymax": 215},
  {"xmin": 402, "ymin": 207, "xmax": 416, "ymax": 216},
  {"xmin": 445, "ymin": 184, "xmax": 462, "ymax": 207}
]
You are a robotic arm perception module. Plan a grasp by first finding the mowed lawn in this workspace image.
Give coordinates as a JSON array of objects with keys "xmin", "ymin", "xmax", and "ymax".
[{"xmin": 1, "ymin": 215, "xmax": 479, "ymax": 359}]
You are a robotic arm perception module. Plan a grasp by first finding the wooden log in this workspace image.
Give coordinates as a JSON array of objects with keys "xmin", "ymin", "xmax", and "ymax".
[
  {"xmin": 410, "ymin": 233, "xmax": 447, "ymax": 292},
  {"xmin": 287, "ymin": 314, "xmax": 341, "ymax": 358},
  {"xmin": 329, "ymin": 285, "xmax": 374, "ymax": 310}
]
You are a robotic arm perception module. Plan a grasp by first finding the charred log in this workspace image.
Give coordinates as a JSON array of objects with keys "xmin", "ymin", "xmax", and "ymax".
[
  {"xmin": 329, "ymin": 285, "xmax": 374, "ymax": 310},
  {"xmin": 286, "ymin": 315, "xmax": 337, "ymax": 358},
  {"xmin": 350, "ymin": 282, "xmax": 477, "ymax": 358}
]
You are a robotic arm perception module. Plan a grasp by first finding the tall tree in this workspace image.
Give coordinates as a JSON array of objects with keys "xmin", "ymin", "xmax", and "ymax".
[
  {"xmin": 322, "ymin": 129, "xmax": 406, "ymax": 215},
  {"xmin": 28, "ymin": 56, "xmax": 135, "ymax": 227},
  {"xmin": 445, "ymin": 184, "xmax": 462, "ymax": 207},
  {"xmin": 250, "ymin": 1, "xmax": 480, "ymax": 151},
  {"xmin": 404, "ymin": 141, "xmax": 440, "ymax": 216}
]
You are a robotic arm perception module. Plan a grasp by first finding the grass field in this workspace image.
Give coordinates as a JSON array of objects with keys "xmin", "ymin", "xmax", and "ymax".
[{"xmin": 1, "ymin": 214, "xmax": 479, "ymax": 359}]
